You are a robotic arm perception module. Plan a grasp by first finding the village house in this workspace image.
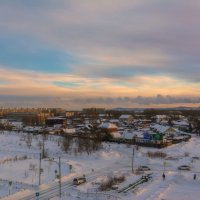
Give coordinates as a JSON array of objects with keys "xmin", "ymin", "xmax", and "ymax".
[
  {"xmin": 119, "ymin": 114, "xmax": 134, "ymax": 124},
  {"xmin": 152, "ymin": 115, "xmax": 170, "ymax": 123}
]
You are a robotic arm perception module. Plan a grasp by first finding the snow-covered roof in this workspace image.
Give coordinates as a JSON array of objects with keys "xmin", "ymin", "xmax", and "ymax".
[
  {"xmin": 9, "ymin": 121, "xmax": 23, "ymax": 125},
  {"xmin": 85, "ymin": 124, "xmax": 93, "ymax": 130},
  {"xmin": 151, "ymin": 124, "xmax": 177, "ymax": 134},
  {"xmin": 47, "ymin": 117, "xmax": 65, "ymax": 120},
  {"xmin": 98, "ymin": 114, "xmax": 107, "ymax": 117},
  {"xmin": 62, "ymin": 128, "xmax": 76, "ymax": 134},
  {"xmin": 109, "ymin": 119, "xmax": 119, "ymax": 123},
  {"xmin": 9, "ymin": 121, "xmax": 23, "ymax": 128},
  {"xmin": 110, "ymin": 131, "xmax": 121, "ymax": 138},
  {"xmin": 99, "ymin": 122, "xmax": 118, "ymax": 129},
  {"xmin": 172, "ymin": 120, "xmax": 189, "ymax": 126},
  {"xmin": 153, "ymin": 115, "xmax": 169, "ymax": 119},
  {"xmin": 23, "ymin": 126, "xmax": 42, "ymax": 132},
  {"xmin": 119, "ymin": 115, "xmax": 133, "ymax": 119}
]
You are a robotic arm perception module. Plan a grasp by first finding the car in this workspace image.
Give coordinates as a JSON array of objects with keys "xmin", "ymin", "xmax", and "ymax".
[
  {"xmin": 165, "ymin": 156, "xmax": 179, "ymax": 161},
  {"xmin": 111, "ymin": 185, "xmax": 119, "ymax": 190},
  {"xmin": 177, "ymin": 165, "xmax": 191, "ymax": 171},
  {"xmin": 73, "ymin": 177, "xmax": 86, "ymax": 185},
  {"xmin": 192, "ymin": 156, "xmax": 199, "ymax": 160},
  {"xmin": 137, "ymin": 165, "xmax": 151, "ymax": 171}
]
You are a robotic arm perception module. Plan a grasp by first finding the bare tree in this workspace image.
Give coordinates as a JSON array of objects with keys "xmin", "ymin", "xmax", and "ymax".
[
  {"xmin": 62, "ymin": 134, "xmax": 73, "ymax": 153},
  {"xmin": 41, "ymin": 129, "xmax": 49, "ymax": 158},
  {"xmin": 25, "ymin": 134, "xmax": 32, "ymax": 149}
]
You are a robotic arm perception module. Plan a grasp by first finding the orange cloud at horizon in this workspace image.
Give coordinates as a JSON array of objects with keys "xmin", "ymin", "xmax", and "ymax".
[{"xmin": 0, "ymin": 67, "xmax": 200, "ymax": 102}]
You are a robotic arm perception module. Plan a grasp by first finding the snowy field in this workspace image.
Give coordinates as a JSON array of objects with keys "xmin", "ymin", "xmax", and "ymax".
[{"xmin": 0, "ymin": 131, "xmax": 200, "ymax": 200}]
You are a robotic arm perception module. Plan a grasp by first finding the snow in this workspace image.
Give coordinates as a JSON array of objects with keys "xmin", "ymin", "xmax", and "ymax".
[
  {"xmin": 109, "ymin": 119, "xmax": 119, "ymax": 123},
  {"xmin": 1, "ymin": 130, "xmax": 200, "ymax": 200},
  {"xmin": 99, "ymin": 123, "xmax": 118, "ymax": 129},
  {"xmin": 9, "ymin": 122, "xmax": 23, "ymax": 129},
  {"xmin": 110, "ymin": 132, "xmax": 121, "ymax": 138},
  {"xmin": 119, "ymin": 115, "xmax": 133, "ymax": 119},
  {"xmin": 151, "ymin": 124, "xmax": 178, "ymax": 135},
  {"xmin": 153, "ymin": 115, "xmax": 169, "ymax": 119},
  {"xmin": 163, "ymin": 175, "xmax": 200, "ymax": 200},
  {"xmin": 120, "ymin": 130, "xmax": 144, "ymax": 140},
  {"xmin": 173, "ymin": 120, "xmax": 189, "ymax": 126},
  {"xmin": 62, "ymin": 128, "xmax": 76, "ymax": 134},
  {"xmin": 23, "ymin": 126, "xmax": 42, "ymax": 132}
]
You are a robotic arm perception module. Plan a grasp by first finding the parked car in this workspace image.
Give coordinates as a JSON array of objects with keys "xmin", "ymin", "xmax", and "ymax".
[
  {"xmin": 165, "ymin": 156, "xmax": 179, "ymax": 161},
  {"xmin": 138, "ymin": 165, "xmax": 151, "ymax": 171},
  {"xmin": 73, "ymin": 177, "xmax": 86, "ymax": 185},
  {"xmin": 177, "ymin": 165, "xmax": 191, "ymax": 171}
]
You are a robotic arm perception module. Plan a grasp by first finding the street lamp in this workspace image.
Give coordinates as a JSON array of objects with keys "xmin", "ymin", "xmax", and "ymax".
[
  {"xmin": 132, "ymin": 136, "xmax": 137, "ymax": 173},
  {"xmin": 39, "ymin": 153, "xmax": 41, "ymax": 185},
  {"xmin": 132, "ymin": 145, "xmax": 134, "ymax": 173},
  {"xmin": 50, "ymin": 157, "xmax": 62, "ymax": 198},
  {"xmin": 41, "ymin": 156, "xmax": 62, "ymax": 197}
]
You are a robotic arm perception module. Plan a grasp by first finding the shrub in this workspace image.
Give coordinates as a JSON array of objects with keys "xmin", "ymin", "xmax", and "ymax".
[
  {"xmin": 184, "ymin": 152, "xmax": 190, "ymax": 157},
  {"xmin": 146, "ymin": 151, "xmax": 167, "ymax": 159},
  {"xmin": 99, "ymin": 175, "xmax": 125, "ymax": 191}
]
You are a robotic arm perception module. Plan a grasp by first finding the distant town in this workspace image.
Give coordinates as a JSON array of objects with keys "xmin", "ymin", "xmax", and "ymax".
[
  {"xmin": 0, "ymin": 107, "xmax": 200, "ymax": 199},
  {"xmin": 0, "ymin": 107, "xmax": 199, "ymax": 147}
]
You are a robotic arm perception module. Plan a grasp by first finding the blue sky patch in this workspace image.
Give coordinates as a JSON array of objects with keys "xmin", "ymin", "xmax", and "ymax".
[
  {"xmin": 0, "ymin": 80, "xmax": 8, "ymax": 85},
  {"xmin": 0, "ymin": 35, "xmax": 77, "ymax": 73},
  {"xmin": 53, "ymin": 81, "xmax": 81, "ymax": 88}
]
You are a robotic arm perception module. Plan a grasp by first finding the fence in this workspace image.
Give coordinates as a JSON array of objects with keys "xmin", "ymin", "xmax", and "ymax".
[{"xmin": 77, "ymin": 191, "xmax": 121, "ymax": 200}]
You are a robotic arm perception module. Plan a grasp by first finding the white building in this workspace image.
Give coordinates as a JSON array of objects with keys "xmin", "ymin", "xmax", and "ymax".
[{"xmin": 119, "ymin": 115, "xmax": 134, "ymax": 124}]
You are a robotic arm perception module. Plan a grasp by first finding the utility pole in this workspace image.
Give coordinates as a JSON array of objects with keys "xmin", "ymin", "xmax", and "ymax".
[
  {"xmin": 47, "ymin": 157, "xmax": 62, "ymax": 198},
  {"xmin": 132, "ymin": 145, "xmax": 134, "ymax": 173},
  {"xmin": 42, "ymin": 134, "xmax": 45, "ymax": 158},
  {"xmin": 39, "ymin": 153, "xmax": 41, "ymax": 185},
  {"xmin": 42, "ymin": 137, "xmax": 44, "ymax": 158},
  {"xmin": 58, "ymin": 157, "xmax": 61, "ymax": 198},
  {"xmin": 51, "ymin": 156, "xmax": 62, "ymax": 198}
]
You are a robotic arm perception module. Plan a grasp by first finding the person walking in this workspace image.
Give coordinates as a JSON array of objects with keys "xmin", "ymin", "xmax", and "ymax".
[
  {"xmin": 194, "ymin": 174, "xmax": 197, "ymax": 180},
  {"xmin": 162, "ymin": 173, "xmax": 166, "ymax": 181}
]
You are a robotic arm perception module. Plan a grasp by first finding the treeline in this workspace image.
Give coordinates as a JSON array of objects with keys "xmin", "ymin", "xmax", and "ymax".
[{"xmin": 62, "ymin": 126, "xmax": 112, "ymax": 155}]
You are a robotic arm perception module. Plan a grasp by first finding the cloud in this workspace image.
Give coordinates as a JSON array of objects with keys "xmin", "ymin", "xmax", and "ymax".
[
  {"xmin": 71, "ymin": 95, "xmax": 200, "ymax": 105},
  {"xmin": 0, "ymin": 0, "xmax": 198, "ymax": 82},
  {"xmin": 0, "ymin": 67, "xmax": 200, "ymax": 99},
  {"xmin": 1, "ymin": 94, "xmax": 200, "ymax": 109},
  {"xmin": 0, "ymin": 0, "xmax": 200, "ymax": 107}
]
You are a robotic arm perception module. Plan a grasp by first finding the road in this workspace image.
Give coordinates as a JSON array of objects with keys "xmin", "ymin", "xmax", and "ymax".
[
  {"xmin": 3, "ymin": 144, "xmax": 197, "ymax": 200},
  {"xmin": 2, "ymin": 162, "xmax": 125, "ymax": 200}
]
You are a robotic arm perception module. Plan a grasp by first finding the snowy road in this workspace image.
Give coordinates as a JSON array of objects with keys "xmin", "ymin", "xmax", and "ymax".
[{"xmin": 2, "ymin": 162, "xmax": 125, "ymax": 200}]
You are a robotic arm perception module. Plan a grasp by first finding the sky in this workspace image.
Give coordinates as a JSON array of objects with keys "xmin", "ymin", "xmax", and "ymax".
[{"xmin": 1, "ymin": 0, "xmax": 200, "ymax": 109}]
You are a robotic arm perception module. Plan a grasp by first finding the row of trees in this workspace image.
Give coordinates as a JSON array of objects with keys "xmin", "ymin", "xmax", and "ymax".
[
  {"xmin": 62, "ymin": 126, "xmax": 112, "ymax": 155},
  {"xmin": 189, "ymin": 117, "xmax": 200, "ymax": 135}
]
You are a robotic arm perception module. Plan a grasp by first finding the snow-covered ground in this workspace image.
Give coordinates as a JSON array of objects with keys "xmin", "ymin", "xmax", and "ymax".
[{"xmin": 1, "ymin": 131, "xmax": 200, "ymax": 200}]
